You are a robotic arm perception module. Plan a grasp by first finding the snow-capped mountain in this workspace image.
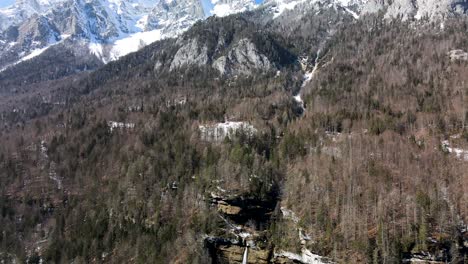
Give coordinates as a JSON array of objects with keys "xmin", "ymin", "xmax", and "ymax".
[
  {"xmin": 1, "ymin": 0, "xmax": 468, "ymax": 71},
  {"xmin": 0, "ymin": 0, "xmax": 65, "ymax": 31},
  {"xmin": 264, "ymin": 0, "xmax": 468, "ymax": 21},
  {"xmin": 0, "ymin": 0, "xmax": 258, "ymax": 69},
  {"xmin": 361, "ymin": 0, "xmax": 468, "ymax": 20}
]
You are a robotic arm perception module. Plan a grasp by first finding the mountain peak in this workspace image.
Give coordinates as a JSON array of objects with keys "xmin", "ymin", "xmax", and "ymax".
[
  {"xmin": 2, "ymin": 0, "xmax": 468, "ymax": 71},
  {"xmin": 0, "ymin": 0, "xmax": 259, "ymax": 67}
]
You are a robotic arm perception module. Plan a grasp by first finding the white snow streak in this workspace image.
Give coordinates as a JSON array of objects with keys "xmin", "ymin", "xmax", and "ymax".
[
  {"xmin": 109, "ymin": 29, "xmax": 163, "ymax": 60},
  {"xmin": 0, "ymin": 35, "xmax": 70, "ymax": 72},
  {"xmin": 19, "ymin": 47, "xmax": 49, "ymax": 62},
  {"xmin": 40, "ymin": 141, "xmax": 63, "ymax": 190},
  {"xmin": 441, "ymin": 140, "xmax": 468, "ymax": 161},
  {"xmin": 294, "ymin": 50, "xmax": 321, "ymax": 112},
  {"xmin": 343, "ymin": 6, "xmax": 359, "ymax": 19},
  {"xmin": 89, "ymin": 42, "xmax": 105, "ymax": 61}
]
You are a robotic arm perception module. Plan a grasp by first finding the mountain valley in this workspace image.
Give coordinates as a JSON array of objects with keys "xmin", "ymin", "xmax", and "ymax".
[{"xmin": 0, "ymin": 0, "xmax": 467, "ymax": 263}]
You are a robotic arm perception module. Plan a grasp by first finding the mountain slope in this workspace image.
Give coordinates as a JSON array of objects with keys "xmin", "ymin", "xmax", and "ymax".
[
  {"xmin": 1, "ymin": 0, "xmax": 468, "ymax": 81},
  {"xmin": 0, "ymin": 1, "xmax": 467, "ymax": 264},
  {"xmin": 2, "ymin": 0, "xmax": 468, "ymax": 70}
]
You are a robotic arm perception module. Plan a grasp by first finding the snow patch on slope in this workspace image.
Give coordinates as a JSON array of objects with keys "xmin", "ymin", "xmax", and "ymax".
[
  {"xmin": 109, "ymin": 29, "xmax": 163, "ymax": 60},
  {"xmin": 89, "ymin": 42, "xmax": 105, "ymax": 61},
  {"xmin": 208, "ymin": 0, "xmax": 257, "ymax": 17},
  {"xmin": 269, "ymin": 0, "xmax": 309, "ymax": 19},
  {"xmin": 442, "ymin": 140, "xmax": 468, "ymax": 161},
  {"xmin": 0, "ymin": 35, "xmax": 70, "ymax": 72},
  {"xmin": 90, "ymin": 0, "xmax": 258, "ymax": 61},
  {"xmin": 19, "ymin": 47, "xmax": 49, "ymax": 62},
  {"xmin": 275, "ymin": 248, "xmax": 331, "ymax": 264},
  {"xmin": 212, "ymin": 4, "xmax": 238, "ymax": 16},
  {"xmin": 448, "ymin": 49, "xmax": 468, "ymax": 61},
  {"xmin": 199, "ymin": 121, "xmax": 257, "ymax": 141}
]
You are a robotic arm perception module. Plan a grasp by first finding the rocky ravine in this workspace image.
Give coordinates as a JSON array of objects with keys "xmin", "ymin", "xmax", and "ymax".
[{"xmin": 205, "ymin": 190, "xmax": 334, "ymax": 264}]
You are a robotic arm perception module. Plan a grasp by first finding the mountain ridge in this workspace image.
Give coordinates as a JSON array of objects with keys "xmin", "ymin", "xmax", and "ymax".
[
  {"xmin": 0, "ymin": 0, "xmax": 260, "ymax": 68},
  {"xmin": 2, "ymin": 0, "xmax": 468, "ymax": 71}
]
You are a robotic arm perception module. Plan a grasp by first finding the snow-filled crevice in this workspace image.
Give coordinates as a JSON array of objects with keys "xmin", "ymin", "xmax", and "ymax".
[
  {"xmin": 40, "ymin": 140, "xmax": 63, "ymax": 190},
  {"xmin": 294, "ymin": 46, "xmax": 322, "ymax": 115}
]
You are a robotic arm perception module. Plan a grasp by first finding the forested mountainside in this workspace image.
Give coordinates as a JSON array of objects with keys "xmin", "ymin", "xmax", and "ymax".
[{"xmin": 0, "ymin": 1, "xmax": 467, "ymax": 264}]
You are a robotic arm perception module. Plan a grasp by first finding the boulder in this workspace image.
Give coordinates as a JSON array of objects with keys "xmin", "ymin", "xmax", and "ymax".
[{"xmin": 218, "ymin": 202, "xmax": 242, "ymax": 215}]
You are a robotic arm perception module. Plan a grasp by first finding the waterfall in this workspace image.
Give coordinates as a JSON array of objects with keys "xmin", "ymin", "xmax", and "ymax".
[
  {"xmin": 295, "ymin": 48, "xmax": 322, "ymax": 114},
  {"xmin": 242, "ymin": 247, "xmax": 248, "ymax": 264}
]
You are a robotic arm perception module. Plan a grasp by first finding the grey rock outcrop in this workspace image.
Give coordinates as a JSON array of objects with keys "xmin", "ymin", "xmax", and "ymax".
[
  {"xmin": 170, "ymin": 36, "xmax": 276, "ymax": 76},
  {"xmin": 170, "ymin": 38, "xmax": 209, "ymax": 70},
  {"xmin": 213, "ymin": 38, "xmax": 272, "ymax": 75}
]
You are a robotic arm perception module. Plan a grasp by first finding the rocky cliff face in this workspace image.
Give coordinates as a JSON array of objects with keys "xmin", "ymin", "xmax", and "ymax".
[
  {"xmin": 206, "ymin": 190, "xmax": 274, "ymax": 264},
  {"xmin": 263, "ymin": 0, "xmax": 468, "ymax": 21},
  {"xmin": 170, "ymin": 37, "xmax": 275, "ymax": 75},
  {"xmin": 170, "ymin": 38, "xmax": 210, "ymax": 70},
  {"xmin": 206, "ymin": 190, "xmax": 334, "ymax": 264},
  {"xmin": 213, "ymin": 38, "xmax": 273, "ymax": 75},
  {"xmin": 165, "ymin": 15, "xmax": 296, "ymax": 76},
  {"xmin": 362, "ymin": 0, "xmax": 468, "ymax": 20},
  {"xmin": 145, "ymin": 0, "xmax": 206, "ymax": 34}
]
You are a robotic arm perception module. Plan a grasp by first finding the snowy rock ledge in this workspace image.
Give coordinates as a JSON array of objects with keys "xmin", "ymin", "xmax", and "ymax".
[
  {"xmin": 274, "ymin": 248, "xmax": 333, "ymax": 264},
  {"xmin": 441, "ymin": 140, "xmax": 468, "ymax": 161},
  {"xmin": 108, "ymin": 121, "xmax": 135, "ymax": 132},
  {"xmin": 448, "ymin": 49, "xmax": 468, "ymax": 61},
  {"xmin": 199, "ymin": 121, "xmax": 257, "ymax": 142}
]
